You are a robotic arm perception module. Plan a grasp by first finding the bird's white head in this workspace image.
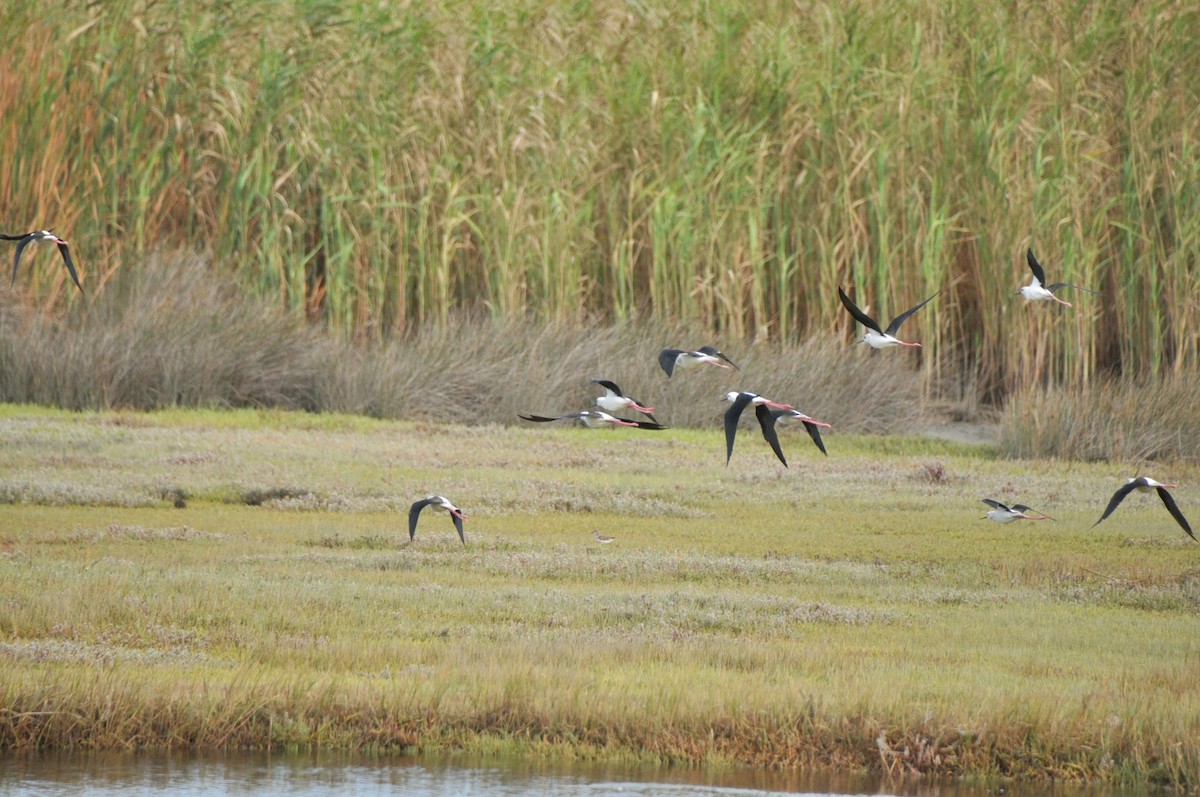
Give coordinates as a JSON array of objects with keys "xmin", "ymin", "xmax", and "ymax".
[{"xmin": 723, "ymin": 391, "xmax": 741, "ymax": 403}]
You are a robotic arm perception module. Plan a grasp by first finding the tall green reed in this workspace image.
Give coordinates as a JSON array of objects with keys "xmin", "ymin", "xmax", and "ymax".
[{"xmin": 2, "ymin": 0, "xmax": 1198, "ymax": 405}]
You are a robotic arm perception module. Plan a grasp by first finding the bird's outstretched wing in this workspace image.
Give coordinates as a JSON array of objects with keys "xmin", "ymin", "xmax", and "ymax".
[
  {"xmin": 981, "ymin": 498, "xmax": 1009, "ymax": 511},
  {"xmin": 837, "ymin": 287, "xmax": 881, "ymax": 334},
  {"xmin": 56, "ymin": 241, "xmax": 83, "ymax": 292},
  {"xmin": 590, "ymin": 378, "xmax": 623, "ymax": 395},
  {"xmin": 885, "ymin": 291, "xmax": 939, "ymax": 336},
  {"xmin": 755, "ymin": 404, "xmax": 788, "ymax": 468},
  {"xmin": 698, "ymin": 345, "xmax": 739, "ymax": 370},
  {"xmin": 1092, "ymin": 481, "xmax": 1139, "ymax": 527},
  {"xmin": 803, "ymin": 421, "xmax": 828, "ymax": 456},
  {"xmin": 723, "ymin": 393, "xmax": 752, "ymax": 465},
  {"xmin": 450, "ymin": 512, "xmax": 465, "ymax": 545},
  {"xmin": 1155, "ymin": 487, "xmax": 1196, "ymax": 541},
  {"xmin": 1026, "ymin": 248, "xmax": 1047, "ymax": 286},
  {"xmin": 658, "ymin": 349, "xmax": 682, "ymax": 377},
  {"xmin": 1045, "ymin": 282, "xmax": 1096, "ymax": 294},
  {"xmin": 408, "ymin": 498, "xmax": 435, "ymax": 541},
  {"xmin": 10, "ymin": 235, "xmax": 34, "ymax": 288}
]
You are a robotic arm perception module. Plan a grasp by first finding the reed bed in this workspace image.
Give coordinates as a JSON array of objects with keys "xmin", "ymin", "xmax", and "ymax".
[
  {"xmin": 0, "ymin": 252, "xmax": 922, "ymax": 433},
  {"xmin": 2, "ymin": 0, "xmax": 1199, "ymax": 404},
  {"xmin": 0, "ymin": 407, "xmax": 1198, "ymax": 787}
]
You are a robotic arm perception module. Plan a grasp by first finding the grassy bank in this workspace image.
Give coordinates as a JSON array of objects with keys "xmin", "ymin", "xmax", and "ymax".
[
  {"xmin": 1, "ymin": 406, "xmax": 1197, "ymax": 787},
  {"xmin": 4, "ymin": 0, "xmax": 1200, "ymax": 401}
]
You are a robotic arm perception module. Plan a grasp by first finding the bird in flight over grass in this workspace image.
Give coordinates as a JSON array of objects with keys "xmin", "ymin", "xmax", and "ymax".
[
  {"xmin": 519, "ymin": 411, "xmax": 665, "ymax": 430},
  {"xmin": 592, "ymin": 530, "xmax": 616, "ymax": 544},
  {"xmin": 658, "ymin": 345, "xmax": 739, "ymax": 377},
  {"xmin": 722, "ymin": 391, "xmax": 797, "ymax": 467},
  {"xmin": 1019, "ymin": 248, "xmax": 1095, "ymax": 307},
  {"xmin": 409, "ymin": 495, "xmax": 468, "ymax": 545},
  {"xmin": 837, "ymin": 287, "xmax": 937, "ymax": 349},
  {"xmin": 1, "ymin": 229, "xmax": 83, "ymax": 292},
  {"xmin": 591, "ymin": 378, "xmax": 657, "ymax": 423},
  {"xmin": 981, "ymin": 498, "xmax": 1053, "ymax": 523},
  {"xmin": 1092, "ymin": 477, "xmax": 1195, "ymax": 541},
  {"xmin": 770, "ymin": 408, "xmax": 832, "ymax": 457}
]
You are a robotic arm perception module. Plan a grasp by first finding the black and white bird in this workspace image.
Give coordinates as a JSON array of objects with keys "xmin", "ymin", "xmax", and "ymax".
[
  {"xmin": 770, "ymin": 408, "xmax": 832, "ymax": 457},
  {"xmin": 409, "ymin": 495, "xmax": 468, "ymax": 544},
  {"xmin": 1, "ymin": 229, "xmax": 82, "ymax": 292},
  {"xmin": 658, "ymin": 345, "xmax": 739, "ymax": 377},
  {"xmin": 1092, "ymin": 477, "xmax": 1195, "ymax": 541},
  {"xmin": 519, "ymin": 411, "xmax": 665, "ymax": 430},
  {"xmin": 981, "ymin": 498, "xmax": 1053, "ymax": 523},
  {"xmin": 722, "ymin": 391, "xmax": 795, "ymax": 467},
  {"xmin": 592, "ymin": 530, "xmax": 616, "ymax": 544},
  {"xmin": 1019, "ymin": 248, "xmax": 1095, "ymax": 307},
  {"xmin": 837, "ymin": 286, "xmax": 937, "ymax": 349},
  {"xmin": 591, "ymin": 378, "xmax": 657, "ymax": 422}
]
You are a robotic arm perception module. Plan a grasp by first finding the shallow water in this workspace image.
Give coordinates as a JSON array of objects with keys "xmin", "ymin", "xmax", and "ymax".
[{"xmin": 0, "ymin": 753, "xmax": 1153, "ymax": 797}]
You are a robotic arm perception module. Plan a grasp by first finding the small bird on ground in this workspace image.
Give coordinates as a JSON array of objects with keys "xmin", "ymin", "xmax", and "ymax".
[
  {"xmin": 658, "ymin": 345, "xmax": 739, "ymax": 377},
  {"xmin": 409, "ymin": 495, "xmax": 468, "ymax": 544},
  {"xmin": 981, "ymin": 498, "xmax": 1053, "ymax": 523},
  {"xmin": 591, "ymin": 378, "xmax": 658, "ymax": 422},
  {"xmin": 1019, "ymin": 248, "xmax": 1095, "ymax": 307},
  {"xmin": 592, "ymin": 530, "xmax": 616, "ymax": 544},
  {"xmin": 518, "ymin": 411, "xmax": 665, "ymax": 430},
  {"xmin": 1, "ymin": 229, "xmax": 83, "ymax": 292},
  {"xmin": 1092, "ymin": 477, "xmax": 1195, "ymax": 541},
  {"xmin": 837, "ymin": 286, "xmax": 937, "ymax": 349}
]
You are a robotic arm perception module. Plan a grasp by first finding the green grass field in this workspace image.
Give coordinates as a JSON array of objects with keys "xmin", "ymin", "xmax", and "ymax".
[{"xmin": 1, "ymin": 405, "xmax": 1197, "ymax": 787}]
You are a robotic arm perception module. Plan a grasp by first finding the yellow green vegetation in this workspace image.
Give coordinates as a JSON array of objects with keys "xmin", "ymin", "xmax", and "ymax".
[
  {"xmin": 3, "ymin": 0, "xmax": 1200, "ymax": 403},
  {"xmin": 1, "ymin": 406, "xmax": 1197, "ymax": 788}
]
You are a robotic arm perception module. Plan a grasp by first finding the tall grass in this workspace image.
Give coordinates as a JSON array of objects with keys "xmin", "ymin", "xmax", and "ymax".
[
  {"xmin": 0, "ymin": 253, "xmax": 922, "ymax": 433},
  {"xmin": 3, "ymin": 1, "xmax": 1199, "ymax": 403}
]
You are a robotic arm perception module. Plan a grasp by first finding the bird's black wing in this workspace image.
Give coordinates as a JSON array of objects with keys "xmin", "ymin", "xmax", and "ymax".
[
  {"xmin": 802, "ymin": 421, "xmax": 828, "ymax": 456},
  {"xmin": 981, "ymin": 498, "xmax": 1008, "ymax": 510},
  {"xmin": 658, "ymin": 349, "xmax": 682, "ymax": 377},
  {"xmin": 837, "ymin": 286, "xmax": 882, "ymax": 334},
  {"xmin": 885, "ymin": 291, "xmax": 939, "ymax": 336},
  {"xmin": 1010, "ymin": 504, "xmax": 1033, "ymax": 513},
  {"xmin": 698, "ymin": 345, "xmax": 740, "ymax": 371},
  {"xmin": 723, "ymin": 393, "xmax": 752, "ymax": 465},
  {"xmin": 755, "ymin": 404, "xmax": 788, "ymax": 468},
  {"xmin": 1026, "ymin": 248, "xmax": 1047, "ymax": 285},
  {"xmin": 1045, "ymin": 282, "xmax": 1096, "ymax": 294},
  {"xmin": 518, "ymin": 413, "xmax": 569, "ymax": 423},
  {"xmin": 1155, "ymin": 488, "xmax": 1196, "ymax": 541},
  {"xmin": 409, "ymin": 498, "xmax": 434, "ymax": 541},
  {"xmin": 56, "ymin": 242, "xmax": 82, "ymax": 292},
  {"xmin": 590, "ymin": 378, "xmax": 623, "ymax": 395},
  {"xmin": 628, "ymin": 419, "xmax": 667, "ymax": 430},
  {"xmin": 1092, "ymin": 481, "xmax": 1139, "ymax": 527},
  {"xmin": 451, "ymin": 512, "xmax": 466, "ymax": 545},
  {"xmin": 10, "ymin": 235, "xmax": 34, "ymax": 288},
  {"xmin": 0, "ymin": 232, "xmax": 32, "ymax": 240}
]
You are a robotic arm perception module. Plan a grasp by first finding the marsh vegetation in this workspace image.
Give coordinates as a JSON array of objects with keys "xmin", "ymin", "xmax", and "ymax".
[{"xmin": 1, "ymin": 407, "xmax": 1197, "ymax": 787}]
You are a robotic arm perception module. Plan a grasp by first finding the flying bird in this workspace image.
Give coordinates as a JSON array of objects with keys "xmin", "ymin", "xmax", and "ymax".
[
  {"xmin": 981, "ymin": 498, "xmax": 1053, "ymax": 523},
  {"xmin": 1092, "ymin": 477, "xmax": 1195, "ymax": 541},
  {"xmin": 1019, "ymin": 248, "xmax": 1095, "ymax": 307},
  {"xmin": 1, "ymin": 229, "xmax": 82, "ymax": 292},
  {"xmin": 770, "ymin": 408, "xmax": 832, "ymax": 457},
  {"xmin": 591, "ymin": 378, "xmax": 657, "ymax": 422},
  {"xmin": 837, "ymin": 286, "xmax": 937, "ymax": 349},
  {"xmin": 409, "ymin": 495, "xmax": 468, "ymax": 544},
  {"xmin": 518, "ymin": 411, "xmax": 665, "ymax": 430},
  {"xmin": 722, "ymin": 391, "xmax": 795, "ymax": 467},
  {"xmin": 658, "ymin": 345, "xmax": 739, "ymax": 377}
]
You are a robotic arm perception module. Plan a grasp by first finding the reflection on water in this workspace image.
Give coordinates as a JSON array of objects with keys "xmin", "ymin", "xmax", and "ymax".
[{"xmin": 0, "ymin": 753, "xmax": 1147, "ymax": 797}]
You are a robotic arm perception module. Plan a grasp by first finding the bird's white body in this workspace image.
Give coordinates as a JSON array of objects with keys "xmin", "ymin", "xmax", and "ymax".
[
  {"xmin": 982, "ymin": 499, "xmax": 1052, "ymax": 523},
  {"xmin": 1019, "ymin": 277, "xmax": 1071, "ymax": 306},
  {"xmin": 579, "ymin": 411, "xmax": 638, "ymax": 428},
  {"xmin": 861, "ymin": 330, "xmax": 917, "ymax": 349},
  {"xmin": 723, "ymin": 391, "xmax": 792, "ymax": 410},
  {"xmin": 592, "ymin": 530, "xmax": 615, "ymax": 544},
  {"xmin": 773, "ymin": 409, "xmax": 832, "ymax": 429}
]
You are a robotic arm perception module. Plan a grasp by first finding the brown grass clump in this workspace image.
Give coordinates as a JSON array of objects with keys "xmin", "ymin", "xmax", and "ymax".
[
  {"xmin": 0, "ymin": 254, "xmax": 924, "ymax": 434},
  {"xmin": 998, "ymin": 374, "xmax": 1200, "ymax": 463}
]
